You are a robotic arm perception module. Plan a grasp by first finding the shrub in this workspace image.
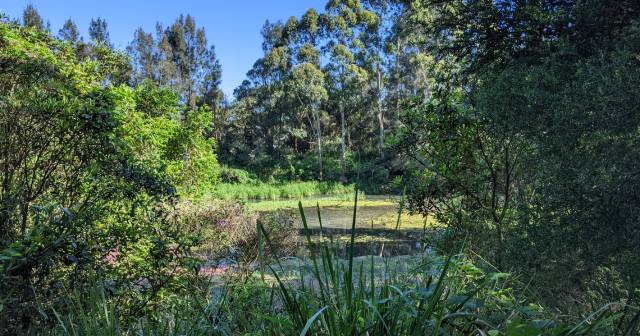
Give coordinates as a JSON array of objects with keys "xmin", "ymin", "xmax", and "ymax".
[
  {"xmin": 219, "ymin": 166, "xmax": 258, "ymax": 184},
  {"xmin": 177, "ymin": 200, "xmax": 296, "ymax": 276}
]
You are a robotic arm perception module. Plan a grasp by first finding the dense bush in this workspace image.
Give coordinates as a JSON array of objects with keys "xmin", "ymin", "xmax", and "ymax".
[
  {"xmin": 114, "ymin": 82, "xmax": 221, "ymax": 196},
  {"xmin": 0, "ymin": 21, "xmax": 220, "ymax": 332},
  {"xmin": 394, "ymin": 0, "xmax": 640, "ymax": 320}
]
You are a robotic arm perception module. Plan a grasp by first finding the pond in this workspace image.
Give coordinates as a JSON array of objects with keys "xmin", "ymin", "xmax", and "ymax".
[
  {"xmin": 201, "ymin": 195, "xmax": 440, "ymax": 277},
  {"xmin": 251, "ymin": 195, "xmax": 439, "ymax": 257}
]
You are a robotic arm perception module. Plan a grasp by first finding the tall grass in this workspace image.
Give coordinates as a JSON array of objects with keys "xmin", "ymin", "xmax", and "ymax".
[
  {"xmin": 40, "ymin": 288, "xmax": 221, "ymax": 336},
  {"xmin": 211, "ymin": 181, "xmax": 354, "ymax": 200}
]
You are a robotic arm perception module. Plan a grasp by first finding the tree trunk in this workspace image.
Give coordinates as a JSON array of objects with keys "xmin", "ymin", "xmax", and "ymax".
[
  {"xmin": 396, "ymin": 36, "xmax": 402, "ymax": 121},
  {"xmin": 20, "ymin": 202, "xmax": 28, "ymax": 235},
  {"xmin": 377, "ymin": 66, "xmax": 384, "ymax": 157},
  {"xmin": 315, "ymin": 108, "xmax": 323, "ymax": 180},
  {"xmin": 340, "ymin": 102, "xmax": 346, "ymax": 164}
]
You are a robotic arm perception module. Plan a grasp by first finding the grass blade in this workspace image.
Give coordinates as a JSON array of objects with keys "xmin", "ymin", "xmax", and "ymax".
[{"xmin": 300, "ymin": 306, "xmax": 328, "ymax": 336}]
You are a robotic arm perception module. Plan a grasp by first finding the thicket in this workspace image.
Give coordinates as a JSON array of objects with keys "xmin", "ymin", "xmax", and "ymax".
[
  {"xmin": 392, "ymin": 0, "xmax": 640, "ymax": 323},
  {"xmin": 0, "ymin": 19, "xmax": 222, "ymax": 332}
]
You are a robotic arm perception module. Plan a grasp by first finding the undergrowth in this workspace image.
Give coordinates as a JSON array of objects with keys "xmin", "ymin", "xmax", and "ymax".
[{"xmin": 36, "ymin": 190, "xmax": 638, "ymax": 335}]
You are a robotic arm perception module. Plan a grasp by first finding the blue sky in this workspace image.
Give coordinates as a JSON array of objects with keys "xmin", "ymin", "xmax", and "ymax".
[{"xmin": 1, "ymin": 0, "xmax": 326, "ymax": 98}]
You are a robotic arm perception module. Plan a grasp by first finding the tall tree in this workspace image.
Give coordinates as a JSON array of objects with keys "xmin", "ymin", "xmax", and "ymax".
[
  {"xmin": 322, "ymin": 0, "xmax": 375, "ymax": 166},
  {"xmin": 359, "ymin": 1, "xmax": 386, "ymax": 156},
  {"xmin": 58, "ymin": 19, "xmax": 80, "ymax": 43},
  {"xmin": 89, "ymin": 17, "xmax": 110, "ymax": 45},
  {"xmin": 290, "ymin": 62, "xmax": 327, "ymax": 180},
  {"xmin": 22, "ymin": 4, "xmax": 43, "ymax": 30},
  {"xmin": 233, "ymin": 21, "xmax": 294, "ymax": 168},
  {"xmin": 128, "ymin": 15, "xmax": 223, "ymax": 110},
  {"xmin": 128, "ymin": 28, "xmax": 157, "ymax": 82}
]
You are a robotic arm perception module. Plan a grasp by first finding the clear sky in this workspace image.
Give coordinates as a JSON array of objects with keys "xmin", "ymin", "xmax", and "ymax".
[{"xmin": 1, "ymin": 0, "xmax": 326, "ymax": 98}]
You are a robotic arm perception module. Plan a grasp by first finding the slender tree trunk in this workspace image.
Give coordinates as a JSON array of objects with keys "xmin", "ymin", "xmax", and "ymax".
[
  {"xmin": 20, "ymin": 202, "xmax": 28, "ymax": 235},
  {"xmin": 266, "ymin": 127, "xmax": 273, "ymax": 156},
  {"xmin": 340, "ymin": 102, "xmax": 346, "ymax": 164},
  {"xmin": 315, "ymin": 108, "xmax": 323, "ymax": 181},
  {"xmin": 377, "ymin": 65, "xmax": 384, "ymax": 157},
  {"xmin": 396, "ymin": 36, "xmax": 402, "ymax": 121}
]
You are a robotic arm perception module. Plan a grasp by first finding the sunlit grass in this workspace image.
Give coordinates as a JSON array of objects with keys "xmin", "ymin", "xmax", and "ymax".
[{"xmin": 210, "ymin": 181, "xmax": 354, "ymax": 201}]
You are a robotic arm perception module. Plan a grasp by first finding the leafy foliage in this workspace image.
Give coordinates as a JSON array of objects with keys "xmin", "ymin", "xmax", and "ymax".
[
  {"xmin": 394, "ymin": 0, "xmax": 640, "ymax": 321},
  {"xmin": 0, "ymin": 19, "xmax": 219, "ymax": 332}
]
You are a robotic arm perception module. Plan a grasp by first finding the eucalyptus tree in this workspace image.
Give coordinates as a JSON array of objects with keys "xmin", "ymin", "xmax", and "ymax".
[
  {"xmin": 128, "ymin": 15, "xmax": 223, "ymax": 121},
  {"xmin": 89, "ymin": 17, "xmax": 110, "ymax": 45},
  {"xmin": 58, "ymin": 19, "xmax": 80, "ymax": 43},
  {"xmin": 257, "ymin": 21, "xmax": 294, "ymax": 158},
  {"xmin": 378, "ymin": 0, "xmax": 432, "ymax": 120},
  {"xmin": 128, "ymin": 28, "xmax": 156, "ymax": 83},
  {"xmin": 223, "ymin": 21, "xmax": 295, "ymax": 169},
  {"xmin": 21, "ymin": 4, "xmax": 43, "ymax": 30},
  {"xmin": 322, "ymin": 0, "xmax": 375, "ymax": 166},
  {"xmin": 324, "ymin": 45, "xmax": 369, "ymax": 164},
  {"xmin": 289, "ymin": 59, "xmax": 328, "ymax": 180},
  {"xmin": 357, "ymin": 1, "xmax": 386, "ymax": 156},
  {"xmin": 295, "ymin": 9, "xmax": 335, "ymax": 179},
  {"xmin": 227, "ymin": 12, "xmax": 335, "ymax": 179},
  {"xmin": 164, "ymin": 14, "xmax": 222, "ymax": 108}
]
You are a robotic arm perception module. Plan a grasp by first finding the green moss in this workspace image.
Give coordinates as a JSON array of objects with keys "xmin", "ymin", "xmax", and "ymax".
[
  {"xmin": 371, "ymin": 212, "xmax": 440, "ymax": 230},
  {"xmin": 249, "ymin": 196, "xmax": 439, "ymax": 229}
]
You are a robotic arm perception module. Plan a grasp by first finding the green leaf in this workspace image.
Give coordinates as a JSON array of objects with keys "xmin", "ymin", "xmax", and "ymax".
[{"xmin": 300, "ymin": 306, "xmax": 328, "ymax": 336}]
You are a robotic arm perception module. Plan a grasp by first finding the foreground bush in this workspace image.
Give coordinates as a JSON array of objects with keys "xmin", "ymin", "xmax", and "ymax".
[
  {"xmin": 252, "ymin": 198, "xmax": 629, "ymax": 335},
  {"xmin": 38, "ymin": 248, "xmax": 629, "ymax": 335},
  {"xmin": 0, "ymin": 21, "xmax": 220, "ymax": 333}
]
